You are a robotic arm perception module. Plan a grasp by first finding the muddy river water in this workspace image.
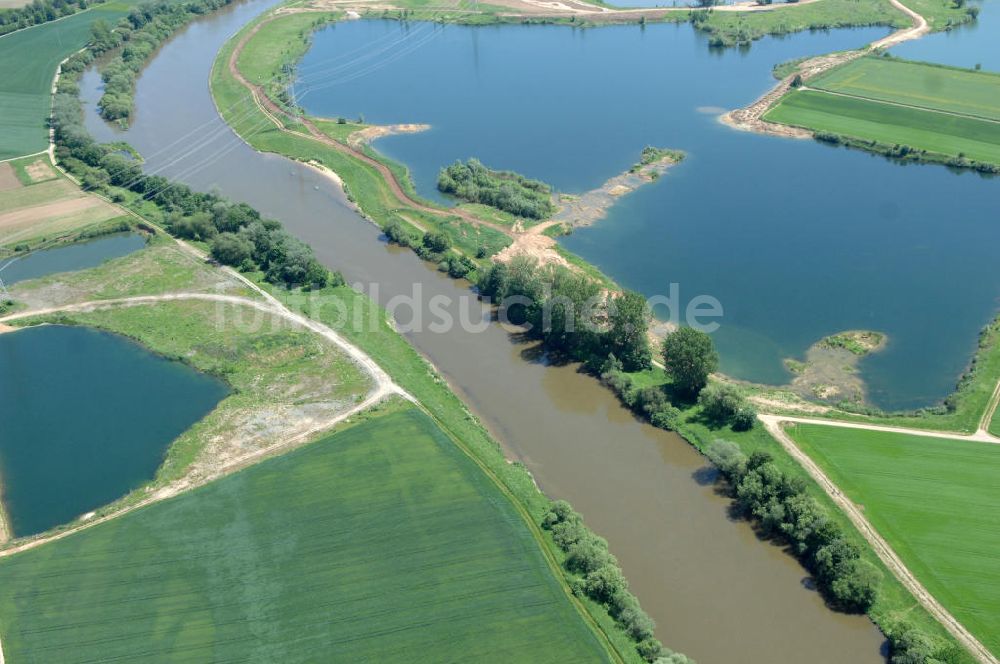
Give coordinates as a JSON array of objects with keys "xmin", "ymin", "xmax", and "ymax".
[{"xmin": 80, "ymin": 2, "xmax": 888, "ymax": 660}]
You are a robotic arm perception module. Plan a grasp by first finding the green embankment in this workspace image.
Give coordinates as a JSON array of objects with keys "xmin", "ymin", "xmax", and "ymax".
[
  {"xmin": 0, "ymin": 2, "xmax": 141, "ymax": 160},
  {"xmin": 765, "ymin": 57, "xmax": 1000, "ymax": 168},
  {"xmin": 211, "ymin": 10, "xmax": 510, "ymax": 261},
  {"xmin": 0, "ymin": 407, "xmax": 611, "ymax": 663},
  {"xmin": 788, "ymin": 423, "xmax": 1000, "ymax": 657},
  {"xmin": 808, "ymin": 57, "xmax": 1000, "ymax": 121}
]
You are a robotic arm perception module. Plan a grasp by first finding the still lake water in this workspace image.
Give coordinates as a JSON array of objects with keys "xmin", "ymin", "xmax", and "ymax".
[
  {"xmin": 76, "ymin": 4, "xmax": 923, "ymax": 660},
  {"xmin": 0, "ymin": 233, "xmax": 146, "ymax": 286},
  {"xmin": 298, "ymin": 20, "xmax": 1000, "ymax": 410},
  {"xmin": 0, "ymin": 325, "xmax": 227, "ymax": 537},
  {"xmin": 892, "ymin": 0, "xmax": 999, "ymax": 71}
]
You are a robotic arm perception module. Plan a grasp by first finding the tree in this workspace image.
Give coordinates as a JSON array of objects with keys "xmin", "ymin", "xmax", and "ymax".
[
  {"xmin": 661, "ymin": 327, "xmax": 718, "ymax": 397},
  {"xmin": 422, "ymin": 230, "xmax": 449, "ymax": 254},
  {"xmin": 210, "ymin": 232, "xmax": 253, "ymax": 268},
  {"xmin": 607, "ymin": 290, "xmax": 652, "ymax": 371},
  {"xmin": 829, "ymin": 559, "xmax": 881, "ymax": 612}
]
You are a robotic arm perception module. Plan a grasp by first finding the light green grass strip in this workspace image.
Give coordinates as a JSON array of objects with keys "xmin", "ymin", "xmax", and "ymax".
[{"xmin": 788, "ymin": 423, "xmax": 1000, "ymax": 657}]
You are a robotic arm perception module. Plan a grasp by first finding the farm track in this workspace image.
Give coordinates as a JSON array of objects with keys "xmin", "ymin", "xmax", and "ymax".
[
  {"xmin": 760, "ymin": 414, "xmax": 999, "ymax": 664},
  {"xmin": 978, "ymin": 380, "xmax": 1000, "ymax": 436}
]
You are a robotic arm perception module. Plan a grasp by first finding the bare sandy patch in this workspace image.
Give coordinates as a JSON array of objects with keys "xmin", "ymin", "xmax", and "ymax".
[
  {"xmin": 0, "ymin": 164, "xmax": 20, "ymax": 193},
  {"xmin": 347, "ymin": 123, "xmax": 430, "ymax": 148},
  {"xmin": 0, "ymin": 323, "xmax": 16, "ymax": 335},
  {"xmin": 23, "ymin": 159, "xmax": 56, "ymax": 183},
  {"xmin": 494, "ymin": 230, "xmax": 570, "ymax": 268}
]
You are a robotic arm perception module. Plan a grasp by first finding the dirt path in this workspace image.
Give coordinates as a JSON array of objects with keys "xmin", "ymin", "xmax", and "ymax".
[
  {"xmin": 758, "ymin": 413, "xmax": 1000, "ymax": 444},
  {"xmin": 722, "ymin": 0, "xmax": 930, "ymax": 135},
  {"xmin": 977, "ymin": 380, "xmax": 1000, "ymax": 437},
  {"xmin": 761, "ymin": 415, "xmax": 1000, "ymax": 664},
  {"xmin": 227, "ymin": 20, "xmax": 513, "ymax": 238}
]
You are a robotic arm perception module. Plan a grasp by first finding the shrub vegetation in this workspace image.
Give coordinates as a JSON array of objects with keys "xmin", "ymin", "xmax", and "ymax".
[{"xmin": 438, "ymin": 159, "xmax": 555, "ymax": 220}]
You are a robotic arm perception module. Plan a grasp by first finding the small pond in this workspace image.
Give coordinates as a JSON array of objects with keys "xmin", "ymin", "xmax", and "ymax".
[
  {"xmin": 1, "ymin": 233, "xmax": 146, "ymax": 286},
  {"xmin": 0, "ymin": 325, "xmax": 228, "ymax": 537}
]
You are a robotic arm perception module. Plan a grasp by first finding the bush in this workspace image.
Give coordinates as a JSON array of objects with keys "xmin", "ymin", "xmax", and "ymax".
[
  {"xmin": 437, "ymin": 159, "xmax": 555, "ymax": 220},
  {"xmin": 732, "ymin": 405, "xmax": 757, "ymax": 431},
  {"xmin": 697, "ymin": 382, "xmax": 744, "ymax": 421},
  {"xmin": 649, "ymin": 404, "xmax": 682, "ymax": 431},
  {"xmin": 565, "ymin": 535, "xmax": 615, "ymax": 575}
]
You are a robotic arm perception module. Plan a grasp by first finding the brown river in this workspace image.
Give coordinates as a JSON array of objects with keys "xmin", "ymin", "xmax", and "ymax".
[{"xmin": 80, "ymin": 1, "xmax": 886, "ymax": 660}]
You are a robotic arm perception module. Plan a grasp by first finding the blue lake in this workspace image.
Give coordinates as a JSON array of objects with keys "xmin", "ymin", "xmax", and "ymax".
[
  {"xmin": 297, "ymin": 20, "xmax": 1000, "ymax": 410},
  {"xmin": 0, "ymin": 325, "xmax": 228, "ymax": 537},
  {"xmin": 1, "ymin": 233, "xmax": 146, "ymax": 286},
  {"xmin": 892, "ymin": 0, "xmax": 999, "ymax": 71}
]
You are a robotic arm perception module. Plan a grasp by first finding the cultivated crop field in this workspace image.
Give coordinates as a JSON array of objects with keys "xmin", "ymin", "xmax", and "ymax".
[
  {"xmin": 787, "ymin": 423, "xmax": 1000, "ymax": 656},
  {"xmin": 0, "ymin": 2, "xmax": 138, "ymax": 159},
  {"xmin": 765, "ymin": 57, "xmax": 1000, "ymax": 166},
  {"xmin": 808, "ymin": 57, "xmax": 1000, "ymax": 121},
  {"xmin": 0, "ymin": 408, "xmax": 609, "ymax": 663},
  {"xmin": 765, "ymin": 89, "xmax": 1000, "ymax": 164}
]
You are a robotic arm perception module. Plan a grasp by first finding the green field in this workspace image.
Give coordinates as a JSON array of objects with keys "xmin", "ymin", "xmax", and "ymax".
[
  {"xmin": 788, "ymin": 423, "xmax": 1000, "ymax": 656},
  {"xmin": 0, "ymin": 3, "xmax": 138, "ymax": 160},
  {"xmin": 0, "ymin": 407, "xmax": 610, "ymax": 663},
  {"xmin": 809, "ymin": 57, "xmax": 1000, "ymax": 121},
  {"xmin": 765, "ymin": 88, "xmax": 1000, "ymax": 165}
]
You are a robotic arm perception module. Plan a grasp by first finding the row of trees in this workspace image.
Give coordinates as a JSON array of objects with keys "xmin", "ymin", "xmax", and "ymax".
[
  {"xmin": 0, "ymin": 0, "xmax": 95, "ymax": 36},
  {"xmin": 542, "ymin": 501, "xmax": 694, "ymax": 664},
  {"xmin": 92, "ymin": 0, "xmax": 236, "ymax": 122},
  {"xmin": 52, "ymin": 39, "xmax": 336, "ymax": 290},
  {"xmin": 437, "ymin": 159, "xmax": 555, "ymax": 220},
  {"xmin": 706, "ymin": 440, "xmax": 881, "ymax": 613},
  {"xmin": 815, "ymin": 131, "xmax": 1000, "ymax": 175}
]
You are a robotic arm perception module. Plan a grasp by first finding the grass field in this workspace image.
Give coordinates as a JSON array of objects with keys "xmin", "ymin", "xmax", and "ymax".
[
  {"xmin": 0, "ymin": 407, "xmax": 610, "ymax": 663},
  {"xmin": 787, "ymin": 423, "xmax": 1000, "ymax": 656},
  {"xmin": 809, "ymin": 57, "xmax": 1000, "ymax": 121},
  {"xmin": 765, "ymin": 89, "xmax": 1000, "ymax": 165},
  {"xmin": 0, "ymin": 171, "xmax": 123, "ymax": 248},
  {"xmin": 0, "ymin": 2, "xmax": 142, "ymax": 160}
]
